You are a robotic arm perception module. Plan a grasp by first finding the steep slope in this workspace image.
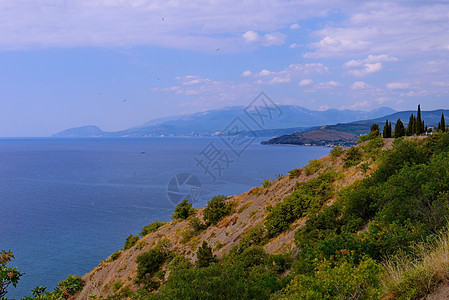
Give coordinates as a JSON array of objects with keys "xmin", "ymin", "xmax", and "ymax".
[{"xmin": 74, "ymin": 139, "xmax": 394, "ymax": 299}]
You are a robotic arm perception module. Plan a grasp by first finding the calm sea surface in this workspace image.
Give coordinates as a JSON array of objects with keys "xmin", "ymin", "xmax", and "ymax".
[{"xmin": 0, "ymin": 137, "xmax": 329, "ymax": 298}]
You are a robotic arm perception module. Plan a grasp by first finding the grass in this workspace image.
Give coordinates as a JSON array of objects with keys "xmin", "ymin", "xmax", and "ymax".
[{"xmin": 382, "ymin": 229, "xmax": 449, "ymax": 299}]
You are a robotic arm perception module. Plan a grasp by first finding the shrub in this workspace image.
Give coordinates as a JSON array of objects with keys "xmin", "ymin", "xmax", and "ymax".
[
  {"xmin": 53, "ymin": 274, "xmax": 84, "ymax": 299},
  {"xmin": 263, "ymin": 178, "xmax": 272, "ymax": 188},
  {"xmin": 171, "ymin": 200, "xmax": 195, "ymax": 220},
  {"xmin": 140, "ymin": 221, "xmax": 165, "ymax": 237},
  {"xmin": 111, "ymin": 250, "xmax": 122, "ymax": 261},
  {"xmin": 136, "ymin": 248, "xmax": 172, "ymax": 289},
  {"xmin": 189, "ymin": 216, "xmax": 208, "ymax": 232},
  {"xmin": 265, "ymin": 172, "xmax": 337, "ymax": 237},
  {"xmin": 230, "ymin": 225, "xmax": 268, "ymax": 255},
  {"xmin": 123, "ymin": 234, "xmax": 139, "ymax": 250},
  {"xmin": 196, "ymin": 241, "xmax": 217, "ymax": 268},
  {"xmin": 203, "ymin": 195, "xmax": 231, "ymax": 225},
  {"xmin": 330, "ymin": 146, "xmax": 344, "ymax": 158},
  {"xmin": 304, "ymin": 159, "xmax": 321, "ymax": 175},
  {"xmin": 282, "ymin": 254, "xmax": 382, "ymax": 300},
  {"xmin": 288, "ymin": 168, "xmax": 301, "ymax": 178},
  {"xmin": 343, "ymin": 146, "xmax": 362, "ymax": 167}
]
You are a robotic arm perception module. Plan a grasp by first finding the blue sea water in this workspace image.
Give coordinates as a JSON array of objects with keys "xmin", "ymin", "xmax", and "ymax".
[{"xmin": 0, "ymin": 137, "xmax": 329, "ymax": 298}]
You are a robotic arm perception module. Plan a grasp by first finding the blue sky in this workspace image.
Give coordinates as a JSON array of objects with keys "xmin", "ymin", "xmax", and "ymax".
[{"xmin": 0, "ymin": 1, "xmax": 448, "ymax": 137}]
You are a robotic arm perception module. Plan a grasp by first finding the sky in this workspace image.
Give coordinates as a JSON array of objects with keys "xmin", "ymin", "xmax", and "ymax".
[{"xmin": 0, "ymin": 0, "xmax": 448, "ymax": 137}]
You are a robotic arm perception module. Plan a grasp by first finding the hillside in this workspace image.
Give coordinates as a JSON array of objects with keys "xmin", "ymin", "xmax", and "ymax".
[
  {"xmin": 261, "ymin": 127, "xmax": 358, "ymax": 147},
  {"xmin": 12, "ymin": 132, "xmax": 448, "ymax": 299},
  {"xmin": 262, "ymin": 109, "xmax": 449, "ymax": 146},
  {"xmin": 52, "ymin": 106, "xmax": 395, "ymax": 137},
  {"xmin": 75, "ymin": 138, "xmax": 381, "ymax": 299}
]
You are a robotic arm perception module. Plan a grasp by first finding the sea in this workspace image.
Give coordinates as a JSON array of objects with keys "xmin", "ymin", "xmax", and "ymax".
[{"xmin": 0, "ymin": 137, "xmax": 329, "ymax": 298}]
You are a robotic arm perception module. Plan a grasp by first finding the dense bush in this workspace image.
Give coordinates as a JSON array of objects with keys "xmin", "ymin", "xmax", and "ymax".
[
  {"xmin": 159, "ymin": 246, "xmax": 289, "ymax": 300},
  {"xmin": 196, "ymin": 241, "xmax": 217, "ymax": 268},
  {"xmin": 136, "ymin": 248, "xmax": 172, "ymax": 289},
  {"xmin": 288, "ymin": 168, "xmax": 301, "ymax": 178},
  {"xmin": 171, "ymin": 200, "xmax": 195, "ymax": 220},
  {"xmin": 140, "ymin": 221, "xmax": 165, "ymax": 237},
  {"xmin": 189, "ymin": 216, "xmax": 208, "ymax": 232},
  {"xmin": 304, "ymin": 159, "xmax": 321, "ymax": 175},
  {"xmin": 343, "ymin": 146, "xmax": 362, "ymax": 167},
  {"xmin": 111, "ymin": 250, "xmax": 122, "ymax": 261},
  {"xmin": 282, "ymin": 254, "xmax": 381, "ymax": 300},
  {"xmin": 53, "ymin": 274, "xmax": 84, "ymax": 299},
  {"xmin": 203, "ymin": 195, "xmax": 231, "ymax": 225},
  {"xmin": 265, "ymin": 171, "xmax": 337, "ymax": 237},
  {"xmin": 330, "ymin": 146, "xmax": 344, "ymax": 158},
  {"xmin": 123, "ymin": 234, "xmax": 139, "ymax": 250}
]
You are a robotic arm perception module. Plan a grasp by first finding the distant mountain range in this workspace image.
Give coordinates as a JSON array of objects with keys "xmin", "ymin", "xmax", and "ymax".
[
  {"xmin": 262, "ymin": 109, "xmax": 449, "ymax": 146},
  {"xmin": 52, "ymin": 106, "xmax": 396, "ymax": 137}
]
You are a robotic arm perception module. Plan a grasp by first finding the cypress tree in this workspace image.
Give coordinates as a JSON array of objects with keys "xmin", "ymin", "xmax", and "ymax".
[
  {"xmin": 394, "ymin": 118, "xmax": 405, "ymax": 138},
  {"xmin": 407, "ymin": 114, "xmax": 415, "ymax": 136},
  {"xmin": 388, "ymin": 121, "xmax": 392, "ymax": 137},
  {"xmin": 441, "ymin": 112, "xmax": 446, "ymax": 132},
  {"xmin": 383, "ymin": 120, "xmax": 388, "ymax": 138},
  {"xmin": 416, "ymin": 104, "xmax": 423, "ymax": 134}
]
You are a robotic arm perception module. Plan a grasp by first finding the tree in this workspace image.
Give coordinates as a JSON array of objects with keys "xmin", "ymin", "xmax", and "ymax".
[
  {"xmin": 1, "ymin": 250, "xmax": 23, "ymax": 298},
  {"xmin": 203, "ymin": 195, "xmax": 231, "ymax": 225},
  {"xmin": 196, "ymin": 241, "xmax": 217, "ymax": 268},
  {"xmin": 171, "ymin": 200, "xmax": 195, "ymax": 220},
  {"xmin": 370, "ymin": 123, "xmax": 379, "ymax": 133},
  {"xmin": 407, "ymin": 114, "xmax": 415, "ymax": 136},
  {"xmin": 394, "ymin": 119, "xmax": 406, "ymax": 138},
  {"xmin": 383, "ymin": 120, "xmax": 392, "ymax": 138},
  {"xmin": 440, "ymin": 112, "xmax": 446, "ymax": 132},
  {"xmin": 416, "ymin": 104, "xmax": 423, "ymax": 134}
]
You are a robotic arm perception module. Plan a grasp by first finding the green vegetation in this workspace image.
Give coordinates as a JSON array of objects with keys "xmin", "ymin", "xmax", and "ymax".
[
  {"xmin": 383, "ymin": 119, "xmax": 392, "ymax": 138},
  {"xmin": 196, "ymin": 241, "xmax": 217, "ymax": 268},
  {"xmin": 110, "ymin": 250, "xmax": 122, "ymax": 261},
  {"xmin": 9, "ymin": 129, "xmax": 449, "ymax": 300},
  {"xmin": 265, "ymin": 171, "xmax": 337, "ymax": 237},
  {"xmin": 171, "ymin": 200, "xmax": 195, "ymax": 220},
  {"xmin": 1, "ymin": 250, "xmax": 22, "ymax": 299},
  {"xmin": 262, "ymin": 178, "xmax": 271, "ymax": 188},
  {"xmin": 135, "ymin": 242, "xmax": 173, "ymax": 290},
  {"xmin": 203, "ymin": 195, "xmax": 231, "ymax": 225},
  {"xmin": 123, "ymin": 234, "xmax": 139, "ymax": 250},
  {"xmin": 330, "ymin": 145, "xmax": 344, "ymax": 158},
  {"xmin": 303, "ymin": 159, "xmax": 321, "ymax": 175},
  {"xmin": 343, "ymin": 145, "xmax": 362, "ymax": 167},
  {"xmin": 438, "ymin": 112, "xmax": 446, "ymax": 132},
  {"xmin": 288, "ymin": 168, "xmax": 301, "ymax": 178},
  {"xmin": 394, "ymin": 118, "xmax": 405, "ymax": 138},
  {"xmin": 140, "ymin": 221, "xmax": 165, "ymax": 237}
]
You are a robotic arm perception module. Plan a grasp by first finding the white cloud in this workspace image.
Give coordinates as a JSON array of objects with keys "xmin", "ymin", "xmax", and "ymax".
[
  {"xmin": 242, "ymin": 31, "xmax": 285, "ymax": 46},
  {"xmin": 299, "ymin": 79, "xmax": 313, "ymax": 86},
  {"xmin": 269, "ymin": 77, "xmax": 290, "ymax": 84},
  {"xmin": 318, "ymin": 105, "xmax": 330, "ymax": 111},
  {"xmin": 155, "ymin": 75, "xmax": 257, "ymax": 105},
  {"xmin": 242, "ymin": 70, "xmax": 252, "ymax": 77},
  {"xmin": 289, "ymin": 43, "xmax": 299, "ymax": 49},
  {"xmin": 245, "ymin": 63, "xmax": 329, "ymax": 85},
  {"xmin": 351, "ymin": 81, "xmax": 370, "ymax": 89},
  {"xmin": 308, "ymin": 81, "xmax": 343, "ymax": 92},
  {"xmin": 387, "ymin": 82, "xmax": 410, "ymax": 90},
  {"xmin": 0, "ymin": 0, "xmax": 325, "ymax": 51},
  {"xmin": 242, "ymin": 31, "xmax": 260, "ymax": 43},
  {"xmin": 304, "ymin": 2, "xmax": 449, "ymax": 58},
  {"xmin": 344, "ymin": 54, "xmax": 397, "ymax": 76},
  {"xmin": 290, "ymin": 23, "xmax": 300, "ymax": 30}
]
